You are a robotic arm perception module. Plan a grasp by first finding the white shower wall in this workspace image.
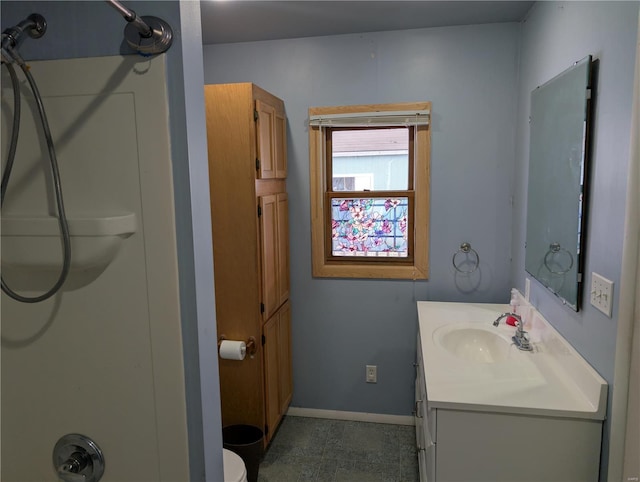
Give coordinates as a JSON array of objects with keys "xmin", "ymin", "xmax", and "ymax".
[{"xmin": 1, "ymin": 55, "xmax": 190, "ymax": 481}]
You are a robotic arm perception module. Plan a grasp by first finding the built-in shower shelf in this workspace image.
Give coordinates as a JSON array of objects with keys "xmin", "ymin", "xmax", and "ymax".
[{"xmin": 1, "ymin": 213, "xmax": 137, "ymax": 291}]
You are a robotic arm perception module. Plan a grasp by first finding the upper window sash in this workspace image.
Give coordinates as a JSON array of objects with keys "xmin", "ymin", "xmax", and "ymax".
[{"xmin": 325, "ymin": 126, "xmax": 415, "ymax": 192}]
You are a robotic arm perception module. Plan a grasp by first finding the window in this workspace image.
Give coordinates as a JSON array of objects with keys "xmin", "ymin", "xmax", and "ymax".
[
  {"xmin": 309, "ymin": 102, "xmax": 431, "ymax": 279},
  {"xmin": 332, "ymin": 174, "xmax": 373, "ymax": 191}
]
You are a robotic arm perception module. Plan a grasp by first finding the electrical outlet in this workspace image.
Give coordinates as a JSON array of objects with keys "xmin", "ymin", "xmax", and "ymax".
[
  {"xmin": 366, "ymin": 365, "xmax": 377, "ymax": 383},
  {"xmin": 590, "ymin": 272, "xmax": 613, "ymax": 317}
]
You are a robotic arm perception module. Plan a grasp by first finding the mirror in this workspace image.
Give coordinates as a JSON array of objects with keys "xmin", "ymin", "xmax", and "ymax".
[{"xmin": 525, "ymin": 56, "xmax": 593, "ymax": 310}]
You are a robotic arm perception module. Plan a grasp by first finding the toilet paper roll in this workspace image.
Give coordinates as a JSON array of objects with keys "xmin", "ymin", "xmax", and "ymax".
[{"xmin": 219, "ymin": 340, "xmax": 247, "ymax": 361}]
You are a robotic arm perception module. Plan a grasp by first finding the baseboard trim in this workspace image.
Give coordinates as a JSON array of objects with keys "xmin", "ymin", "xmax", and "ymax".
[{"xmin": 286, "ymin": 407, "xmax": 415, "ymax": 426}]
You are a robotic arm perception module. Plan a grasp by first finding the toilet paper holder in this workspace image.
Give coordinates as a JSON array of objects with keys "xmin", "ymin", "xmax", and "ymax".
[{"xmin": 218, "ymin": 335, "xmax": 257, "ymax": 358}]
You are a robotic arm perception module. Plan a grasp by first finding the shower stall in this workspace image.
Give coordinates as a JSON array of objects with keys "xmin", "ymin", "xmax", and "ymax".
[{"xmin": 0, "ymin": 2, "xmax": 220, "ymax": 480}]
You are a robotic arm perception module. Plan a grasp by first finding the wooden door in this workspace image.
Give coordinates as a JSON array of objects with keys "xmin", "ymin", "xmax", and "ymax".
[
  {"xmin": 262, "ymin": 301, "xmax": 292, "ymax": 445},
  {"xmin": 260, "ymin": 195, "xmax": 278, "ymax": 321},
  {"xmin": 275, "ymin": 111, "xmax": 287, "ymax": 178},
  {"xmin": 261, "ymin": 192, "xmax": 289, "ymax": 321},
  {"xmin": 256, "ymin": 100, "xmax": 275, "ymax": 179},
  {"xmin": 277, "ymin": 301, "xmax": 293, "ymax": 415},
  {"xmin": 263, "ymin": 313, "xmax": 279, "ymax": 443},
  {"xmin": 276, "ymin": 193, "xmax": 290, "ymax": 307}
]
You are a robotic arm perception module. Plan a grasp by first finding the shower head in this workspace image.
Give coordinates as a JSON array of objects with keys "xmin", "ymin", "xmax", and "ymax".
[
  {"xmin": 123, "ymin": 16, "xmax": 173, "ymax": 56},
  {"xmin": 2, "ymin": 14, "xmax": 47, "ymax": 49},
  {"xmin": 106, "ymin": 1, "xmax": 172, "ymax": 56},
  {"xmin": 1, "ymin": 14, "xmax": 46, "ymax": 65}
]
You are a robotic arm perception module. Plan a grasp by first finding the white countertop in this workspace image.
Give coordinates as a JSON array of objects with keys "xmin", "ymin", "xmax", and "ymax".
[{"xmin": 417, "ymin": 300, "xmax": 607, "ymax": 420}]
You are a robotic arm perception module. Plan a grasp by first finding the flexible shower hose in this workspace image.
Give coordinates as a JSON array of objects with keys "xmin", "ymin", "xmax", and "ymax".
[{"xmin": 1, "ymin": 59, "xmax": 71, "ymax": 303}]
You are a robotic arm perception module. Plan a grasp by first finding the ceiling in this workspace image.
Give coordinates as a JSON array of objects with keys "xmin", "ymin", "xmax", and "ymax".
[{"xmin": 200, "ymin": 1, "xmax": 535, "ymax": 45}]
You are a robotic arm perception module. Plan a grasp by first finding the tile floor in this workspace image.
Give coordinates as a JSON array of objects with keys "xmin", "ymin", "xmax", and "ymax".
[{"xmin": 257, "ymin": 416, "xmax": 418, "ymax": 482}]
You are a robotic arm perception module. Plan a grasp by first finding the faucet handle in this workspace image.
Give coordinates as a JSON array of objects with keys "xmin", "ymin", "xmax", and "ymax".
[
  {"xmin": 512, "ymin": 329, "xmax": 533, "ymax": 351},
  {"xmin": 493, "ymin": 312, "xmax": 521, "ymax": 327},
  {"xmin": 57, "ymin": 460, "xmax": 87, "ymax": 482},
  {"xmin": 506, "ymin": 314, "xmax": 521, "ymax": 327},
  {"xmin": 52, "ymin": 434, "xmax": 104, "ymax": 482},
  {"xmin": 57, "ymin": 451, "xmax": 89, "ymax": 482}
]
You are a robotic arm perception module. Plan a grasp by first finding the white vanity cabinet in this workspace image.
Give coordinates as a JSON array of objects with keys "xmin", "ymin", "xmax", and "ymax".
[
  {"xmin": 415, "ymin": 300, "xmax": 607, "ymax": 482},
  {"xmin": 414, "ymin": 335, "xmax": 435, "ymax": 482}
]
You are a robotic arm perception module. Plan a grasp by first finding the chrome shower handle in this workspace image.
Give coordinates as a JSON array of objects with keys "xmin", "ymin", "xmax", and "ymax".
[
  {"xmin": 53, "ymin": 434, "xmax": 104, "ymax": 482},
  {"xmin": 57, "ymin": 451, "xmax": 89, "ymax": 482}
]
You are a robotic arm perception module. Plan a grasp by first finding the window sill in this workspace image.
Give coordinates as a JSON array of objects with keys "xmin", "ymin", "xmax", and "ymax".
[{"xmin": 312, "ymin": 261, "xmax": 428, "ymax": 280}]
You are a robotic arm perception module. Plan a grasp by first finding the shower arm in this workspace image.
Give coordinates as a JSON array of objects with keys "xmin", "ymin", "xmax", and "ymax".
[
  {"xmin": 105, "ymin": 0, "xmax": 173, "ymax": 55},
  {"xmin": 106, "ymin": 0, "xmax": 152, "ymax": 38}
]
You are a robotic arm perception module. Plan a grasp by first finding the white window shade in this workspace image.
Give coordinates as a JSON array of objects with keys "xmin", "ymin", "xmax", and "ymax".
[{"xmin": 309, "ymin": 110, "xmax": 430, "ymax": 127}]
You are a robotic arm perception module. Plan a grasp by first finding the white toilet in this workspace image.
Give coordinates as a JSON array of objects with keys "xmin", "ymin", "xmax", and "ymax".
[{"xmin": 223, "ymin": 448, "xmax": 248, "ymax": 482}]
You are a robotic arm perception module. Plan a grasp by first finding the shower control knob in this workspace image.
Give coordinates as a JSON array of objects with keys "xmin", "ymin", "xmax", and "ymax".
[
  {"xmin": 57, "ymin": 465, "xmax": 86, "ymax": 482},
  {"xmin": 53, "ymin": 434, "xmax": 105, "ymax": 482},
  {"xmin": 57, "ymin": 450, "xmax": 89, "ymax": 482}
]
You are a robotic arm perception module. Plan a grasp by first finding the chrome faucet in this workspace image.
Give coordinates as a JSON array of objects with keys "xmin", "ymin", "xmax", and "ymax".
[{"xmin": 493, "ymin": 312, "xmax": 533, "ymax": 351}]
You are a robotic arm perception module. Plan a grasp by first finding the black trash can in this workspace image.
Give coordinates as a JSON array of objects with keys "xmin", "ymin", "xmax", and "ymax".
[{"xmin": 222, "ymin": 424, "xmax": 263, "ymax": 482}]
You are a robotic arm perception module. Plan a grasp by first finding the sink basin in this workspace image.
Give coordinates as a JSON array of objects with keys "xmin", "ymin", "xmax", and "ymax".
[{"xmin": 434, "ymin": 325, "xmax": 511, "ymax": 363}]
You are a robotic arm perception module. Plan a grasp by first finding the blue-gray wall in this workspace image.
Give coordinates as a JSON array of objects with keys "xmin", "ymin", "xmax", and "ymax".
[
  {"xmin": 511, "ymin": 2, "xmax": 639, "ymax": 478},
  {"xmin": 203, "ymin": 23, "xmax": 521, "ymax": 415},
  {"xmin": 0, "ymin": 2, "xmax": 223, "ymax": 480}
]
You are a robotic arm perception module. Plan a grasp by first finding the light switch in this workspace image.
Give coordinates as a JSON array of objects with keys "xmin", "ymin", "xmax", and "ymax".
[{"xmin": 590, "ymin": 272, "xmax": 613, "ymax": 317}]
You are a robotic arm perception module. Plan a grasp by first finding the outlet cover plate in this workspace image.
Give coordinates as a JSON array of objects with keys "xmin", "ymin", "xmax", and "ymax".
[
  {"xmin": 366, "ymin": 365, "xmax": 377, "ymax": 383},
  {"xmin": 590, "ymin": 272, "xmax": 613, "ymax": 317}
]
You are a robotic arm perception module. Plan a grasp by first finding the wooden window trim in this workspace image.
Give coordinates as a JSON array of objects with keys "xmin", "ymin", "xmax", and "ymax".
[{"xmin": 309, "ymin": 102, "xmax": 431, "ymax": 280}]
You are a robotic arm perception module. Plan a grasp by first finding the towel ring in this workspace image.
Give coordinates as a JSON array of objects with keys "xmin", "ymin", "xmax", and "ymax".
[
  {"xmin": 452, "ymin": 242, "xmax": 480, "ymax": 274},
  {"xmin": 543, "ymin": 242, "xmax": 574, "ymax": 275}
]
